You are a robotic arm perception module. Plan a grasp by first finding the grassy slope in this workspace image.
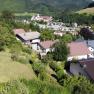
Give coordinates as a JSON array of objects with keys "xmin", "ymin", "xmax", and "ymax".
[
  {"xmin": 0, "ymin": 79, "xmax": 69, "ymax": 94},
  {"xmin": 0, "ymin": 0, "xmax": 26, "ymax": 12},
  {"xmin": 77, "ymin": 7, "xmax": 94, "ymax": 14},
  {"xmin": 0, "ymin": 51, "xmax": 36, "ymax": 82}
]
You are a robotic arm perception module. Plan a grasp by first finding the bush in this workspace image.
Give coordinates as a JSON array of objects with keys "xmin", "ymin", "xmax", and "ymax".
[
  {"xmin": 22, "ymin": 46, "xmax": 32, "ymax": 54},
  {"xmin": 49, "ymin": 61, "xmax": 62, "ymax": 72},
  {"xmin": 64, "ymin": 76, "xmax": 94, "ymax": 94},
  {"xmin": 17, "ymin": 57, "xmax": 29, "ymax": 64},
  {"xmin": 41, "ymin": 53, "xmax": 53, "ymax": 65},
  {"xmin": 32, "ymin": 61, "xmax": 46, "ymax": 76},
  {"xmin": 52, "ymin": 41, "xmax": 69, "ymax": 61},
  {"xmin": 38, "ymin": 71, "xmax": 49, "ymax": 81},
  {"xmin": 0, "ymin": 80, "xmax": 28, "ymax": 94},
  {"xmin": 23, "ymin": 79, "xmax": 65, "ymax": 94},
  {"xmin": 56, "ymin": 70, "xmax": 65, "ymax": 80},
  {"xmin": 11, "ymin": 52, "xmax": 19, "ymax": 61}
]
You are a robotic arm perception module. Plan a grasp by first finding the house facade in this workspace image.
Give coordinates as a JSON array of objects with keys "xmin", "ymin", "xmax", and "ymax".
[
  {"xmin": 16, "ymin": 31, "xmax": 40, "ymax": 50},
  {"xmin": 86, "ymin": 40, "xmax": 94, "ymax": 52},
  {"xmin": 54, "ymin": 31, "xmax": 65, "ymax": 36},
  {"xmin": 16, "ymin": 32, "xmax": 40, "ymax": 43},
  {"xmin": 70, "ymin": 59, "xmax": 94, "ymax": 81},
  {"xmin": 32, "ymin": 40, "xmax": 56, "ymax": 56},
  {"xmin": 31, "ymin": 14, "xmax": 53, "ymax": 23},
  {"xmin": 67, "ymin": 42, "xmax": 93, "ymax": 61}
]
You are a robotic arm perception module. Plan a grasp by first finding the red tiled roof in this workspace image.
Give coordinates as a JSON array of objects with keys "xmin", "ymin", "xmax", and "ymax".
[
  {"xmin": 68, "ymin": 42, "xmax": 91, "ymax": 56},
  {"xmin": 40, "ymin": 40, "xmax": 56, "ymax": 49},
  {"xmin": 13, "ymin": 29, "xmax": 25, "ymax": 35},
  {"xmin": 40, "ymin": 16, "xmax": 52, "ymax": 20}
]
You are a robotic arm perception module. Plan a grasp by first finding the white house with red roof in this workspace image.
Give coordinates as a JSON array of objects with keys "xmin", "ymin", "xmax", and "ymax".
[
  {"xmin": 54, "ymin": 31, "xmax": 65, "ymax": 36},
  {"xmin": 31, "ymin": 14, "xmax": 53, "ymax": 23},
  {"xmin": 34, "ymin": 40, "xmax": 56, "ymax": 55},
  {"xmin": 67, "ymin": 42, "xmax": 94, "ymax": 61}
]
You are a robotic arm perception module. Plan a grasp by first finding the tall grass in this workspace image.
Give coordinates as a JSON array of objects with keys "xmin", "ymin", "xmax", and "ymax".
[{"xmin": 0, "ymin": 79, "xmax": 69, "ymax": 94}]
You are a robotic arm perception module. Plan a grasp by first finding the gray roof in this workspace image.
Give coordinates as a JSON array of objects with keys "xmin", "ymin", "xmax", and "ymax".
[
  {"xmin": 17, "ymin": 32, "xmax": 40, "ymax": 41},
  {"xmin": 75, "ymin": 37, "xmax": 85, "ymax": 42}
]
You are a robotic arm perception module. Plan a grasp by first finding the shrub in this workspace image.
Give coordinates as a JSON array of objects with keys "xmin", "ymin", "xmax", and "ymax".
[
  {"xmin": 52, "ymin": 41, "xmax": 69, "ymax": 61},
  {"xmin": 17, "ymin": 57, "xmax": 29, "ymax": 64},
  {"xmin": 38, "ymin": 71, "xmax": 49, "ymax": 81},
  {"xmin": 23, "ymin": 79, "xmax": 64, "ymax": 94},
  {"xmin": 0, "ymin": 80, "xmax": 28, "ymax": 94},
  {"xmin": 32, "ymin": 61, "xmax": 46, "ymax": 76},
  {"xmin": 11, "ymin": 52, "xmax": 19, "ymax": 61},
  {"xmin": 22, "ymin": 46, "xmax": 32, "ymax": 54},
  {"xmin": 49, "ymin": 61, "xmax": 62, "ymax": 72},
  {"xmin": 0, "ymin": 79, "xmax": 70, "ymax": 94},
  {"xmin": 56, "ymin": 70, "xmax": 65, "ymax": 80}
]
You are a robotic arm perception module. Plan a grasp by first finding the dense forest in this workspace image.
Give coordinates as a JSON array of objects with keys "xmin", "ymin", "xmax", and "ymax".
[
  {"xmin": 0, "ymin": 0, "xmax": 92, "ymax": 15},
  {"xmin": 59, "ymin": 12, "xmax": 94, "ymax": 25}
]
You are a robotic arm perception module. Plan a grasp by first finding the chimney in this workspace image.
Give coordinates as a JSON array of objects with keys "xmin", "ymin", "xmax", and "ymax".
[
  {"xmin": 86, "ymin": 39, "xmax": 88, "ymax": 46},
  {"xmin": 83, "ymin": 64, "xmax": 87, "ymax": 69},
  {"xmin": 24, "ymin": 33, "xmax": 26, "ymax": 36}
]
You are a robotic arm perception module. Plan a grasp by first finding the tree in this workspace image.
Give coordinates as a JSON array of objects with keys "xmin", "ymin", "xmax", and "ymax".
[
  {"xmin": 30, "ymin": 22, "xmax": 40, "ymax": 32},
  {"xmin": 52, "ymin": 41, "xmax": 69, "ymax": 61},
  {"xmin": 61, "ymin": 34, "xmax": 73, "ymax": 43},
  {"xmin": 1, "ymin": 10, "xmax": 15, "ymax": 23},
  {"xmin": 0, "ymin": 23, "xmax": 23, "ymax": 52},
  {"xmin": 80, "ymin": 28, "xmax": 94, "ymax": 40},
  {"xmin": 64, "ymin": 76, "xmax": 94, "ymax": 94},
  {"xmin": 40, "ymin": 29, "xmax": 55, "ymax": 41},
  {"xmin": 41, "ymin": 53, "xmax": 53, "ymax": 65},
  {"xmin": 60, "ymin": 13, "xmax": 94, "ymax": 25}
]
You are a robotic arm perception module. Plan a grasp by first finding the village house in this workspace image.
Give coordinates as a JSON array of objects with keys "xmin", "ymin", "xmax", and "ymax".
[
  {"xmin": 54, "ymin": 31, "xmax": 65, "ymax": 36},
  {"xmin": 70, "ymin": 59, "xmax": 94, "ymax": 81},
  {"xmin": 72, "ymin": 22, "xmax": 78, "ymax": 28},
  {"xmin": 37, "ymin": 40, "xmax": 55, "ymax": 52},
  {"xmin": 75, "ymin": 40, "xmax": 94, "ymax": 58},
  {"xmin": 37, "ymin": 21, "xmax": 79, "ymax": 35},
  {"xmin": 85, "ymin": 40, "xmax": 94, "ymax": 53},
  {"xmin": 16, "ymin": 31, "xmax": 40, "ymax": 50},
  {"xmin": 33, "ymin": 40, "xmax": 56, "ymax": 56},
  {"xmin": 61, "ymin": 26, "xmax": 79, "ymax": 35},
  {"xmin": 47, "ymin": 24, "xmax": 62, "ymax": 31},
  {"xmin": 67, "ymin": 42, "xmax": 93, "ymax": 61},
  {"xmin": 31, "ymin": 14, "xmax": 53, "ymax": 23},
  {"xmin": 16, "ymin": 31, "xmax": 40, "ymax": 43}
]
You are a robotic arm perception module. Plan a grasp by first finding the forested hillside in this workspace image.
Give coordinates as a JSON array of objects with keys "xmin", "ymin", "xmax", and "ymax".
[{"xmin": 0, "ymin": 0, "xmax": 92, "ymax": 15}]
